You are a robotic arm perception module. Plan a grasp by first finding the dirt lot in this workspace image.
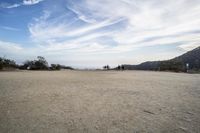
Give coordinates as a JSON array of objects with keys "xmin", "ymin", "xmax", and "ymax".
[{"xmin": 0, "ymin": 70, "xmax": 200, "ymax": 133}]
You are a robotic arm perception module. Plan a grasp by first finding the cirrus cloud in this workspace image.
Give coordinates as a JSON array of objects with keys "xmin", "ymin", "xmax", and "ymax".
[
  {"xmin": 0, "ymin": 0, "xmax": 45, "ymax": 9},
  {"xmin": 28, "ymin": 0, "xmax": 200, "ymax": 53}
]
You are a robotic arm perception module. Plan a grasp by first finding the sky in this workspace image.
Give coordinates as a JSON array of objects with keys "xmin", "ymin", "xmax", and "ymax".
[{"xmin": 0, "ymin": 0, "xmax": 200, "ymax": 68}]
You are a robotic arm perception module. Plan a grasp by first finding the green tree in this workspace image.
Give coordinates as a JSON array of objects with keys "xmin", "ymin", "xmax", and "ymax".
[
  {"xmin": 51, "ymin": 64, "xmax": 61, "ymax": 70},
  {"xmin": 34, "ymin": 56, "xmax": 48, "ymax": 70},
  {"xmin": 0, "ymin": 57, "xmax": 16, "ymax": 69},
  {"xmin": 0, "ymin": 57, "xmax": 3, "ymax": 70},
  {"xmin": 20, "ymin": 56, "xmax": 49, "ymax": 70}
]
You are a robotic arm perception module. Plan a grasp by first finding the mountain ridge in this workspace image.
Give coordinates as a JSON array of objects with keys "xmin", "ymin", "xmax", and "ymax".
[{"xmin": 120, "ymin": 46, "xmax": 200, "ymax": 72}]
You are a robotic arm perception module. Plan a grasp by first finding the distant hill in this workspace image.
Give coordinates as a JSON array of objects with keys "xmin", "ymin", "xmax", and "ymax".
[
  {"xmin": 120, "ymin": 46, "xmax": 200, "ymax": 72},
  {"xmin": 172, "ymin": 46, "xmax": 200, "ymax": 69}
]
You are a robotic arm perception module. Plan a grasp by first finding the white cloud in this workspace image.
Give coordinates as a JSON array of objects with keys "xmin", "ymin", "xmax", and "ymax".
[
  {"xmin": 0, "ymin": 41, "xmax": 23, "ymax": 53},
  {"xmin": 23, "ymin": 0, "xmax": 44, "ymax": 5},
  {"xmin": 6, "ymin": 4, "xmax": 20, "ymax": 8},
  {"xmin": 179, "ymin": 43, "xmax": 200, "ymax": 51},
  {"xmin": 28, "ymin": 0, "xmax": 200, "ymax": 53},
  {"xmin": 0, "ymin": 3, "xmax": 20, "ymax": 8},
  {"xmin": 0, "ymin": 0, "xmax": 44, "ymax": 9},
  {"xmin": 67, "ymin": 7, "xmax": 97, "ymax": 23},
  {"xmin": 68, "ymin": 0, "xmax": 200, "ymax": 51},
  {"xmin": 28, "ymin": 11, "xmax": 123, "ymax": 41},
  {"xmin": 0, "ymin": 26, "xmax": 20, "ymax": 31}
]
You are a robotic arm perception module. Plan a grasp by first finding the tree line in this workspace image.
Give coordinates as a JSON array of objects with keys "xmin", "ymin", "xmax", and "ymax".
[
  {"xmin": 0, "ymin": 57, "xmax": 16, "ymax": 70},
  {"xmin": 0, "ymin": 56, "xmax": 73, "ymax": 71}
]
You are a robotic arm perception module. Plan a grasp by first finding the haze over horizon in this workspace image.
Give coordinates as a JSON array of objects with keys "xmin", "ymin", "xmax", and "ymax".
[{"xmin": 0, "ymin": 0, "xmax": 200, "ymax": 68}]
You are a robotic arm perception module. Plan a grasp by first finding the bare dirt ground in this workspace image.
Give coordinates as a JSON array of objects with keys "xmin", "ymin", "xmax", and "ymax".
[{"xmin": 0, "ymin": 70, "xmax": 200, "ymax": 133}]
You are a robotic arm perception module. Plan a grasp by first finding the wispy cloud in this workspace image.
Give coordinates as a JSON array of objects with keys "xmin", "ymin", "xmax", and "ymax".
[
  {"xmin": 23, "ymin": 0, "xmax": 44, "ymax": 5},
  {"xmin": 28, "ymin": 10, "xmax": 124, "ymax": 41},
  {"xmin": 179, "ymin": 43, "xmax": 200, "ymax": 51},
  {"xmin": 88, "ymin": 0, "xmax": 200, "ymax": 50},
  {"xmin": 0, "ymin": 3, "xmax": 20, "ymax": 9},
  {"xmin": 0, "ymin": 0, "xmax": 45, "ymax": 9},
  {"xmin": 6, "ymin": 4, "xmax": 20, "ymax": 9},
  {"xmin": 0, "ymin": 41, "xmax": 23, "ymax": 52},
  {"xmin": 0, "ymin": 26, "xmax": 20, "ymax": 31},
  {"xmin": 28, "ymin": 0, "xmax": 200, "ymax": 54}
]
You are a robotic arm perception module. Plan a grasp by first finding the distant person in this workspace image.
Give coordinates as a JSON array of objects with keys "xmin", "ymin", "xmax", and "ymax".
[
  {"xmin": 121, "ymin": 65, "xmax": 125, "ymax": 70},
  {"xmin": 117, "ymin": 65, "xmax": 121, "ymax": 70}
]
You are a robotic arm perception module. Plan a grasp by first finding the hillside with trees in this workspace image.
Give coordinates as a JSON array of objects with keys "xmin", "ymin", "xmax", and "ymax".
[{"xmin": 118, "ymin": 46, "xmax": 200, "ymax": 72}]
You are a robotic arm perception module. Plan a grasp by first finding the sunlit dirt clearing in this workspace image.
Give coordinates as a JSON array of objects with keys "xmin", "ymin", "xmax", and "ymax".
[{"xmin": 0, "ymin": 70, "xmax": 200, "ymax": 133}]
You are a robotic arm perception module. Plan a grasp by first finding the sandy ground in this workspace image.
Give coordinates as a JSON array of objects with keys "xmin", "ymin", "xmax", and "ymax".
[{"xmin": 0, "ymin": 70, "xmax": 200, "ymax": 133}]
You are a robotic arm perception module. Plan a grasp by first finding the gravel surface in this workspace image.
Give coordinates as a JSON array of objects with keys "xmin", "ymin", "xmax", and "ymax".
[{"xmin": 0, "ymin": 70, "xmax": 200, "ymax": 133}]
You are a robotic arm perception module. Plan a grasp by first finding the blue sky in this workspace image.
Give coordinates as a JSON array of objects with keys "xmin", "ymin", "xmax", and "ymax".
[{"xmin": 0, "ymin": 0, "xmax": 200, "ymax": 68}]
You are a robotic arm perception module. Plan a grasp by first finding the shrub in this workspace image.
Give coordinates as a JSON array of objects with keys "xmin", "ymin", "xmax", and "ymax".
[{"xmin": 50, "ymin": 64, "xmax": 61, "ymax": 70}]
